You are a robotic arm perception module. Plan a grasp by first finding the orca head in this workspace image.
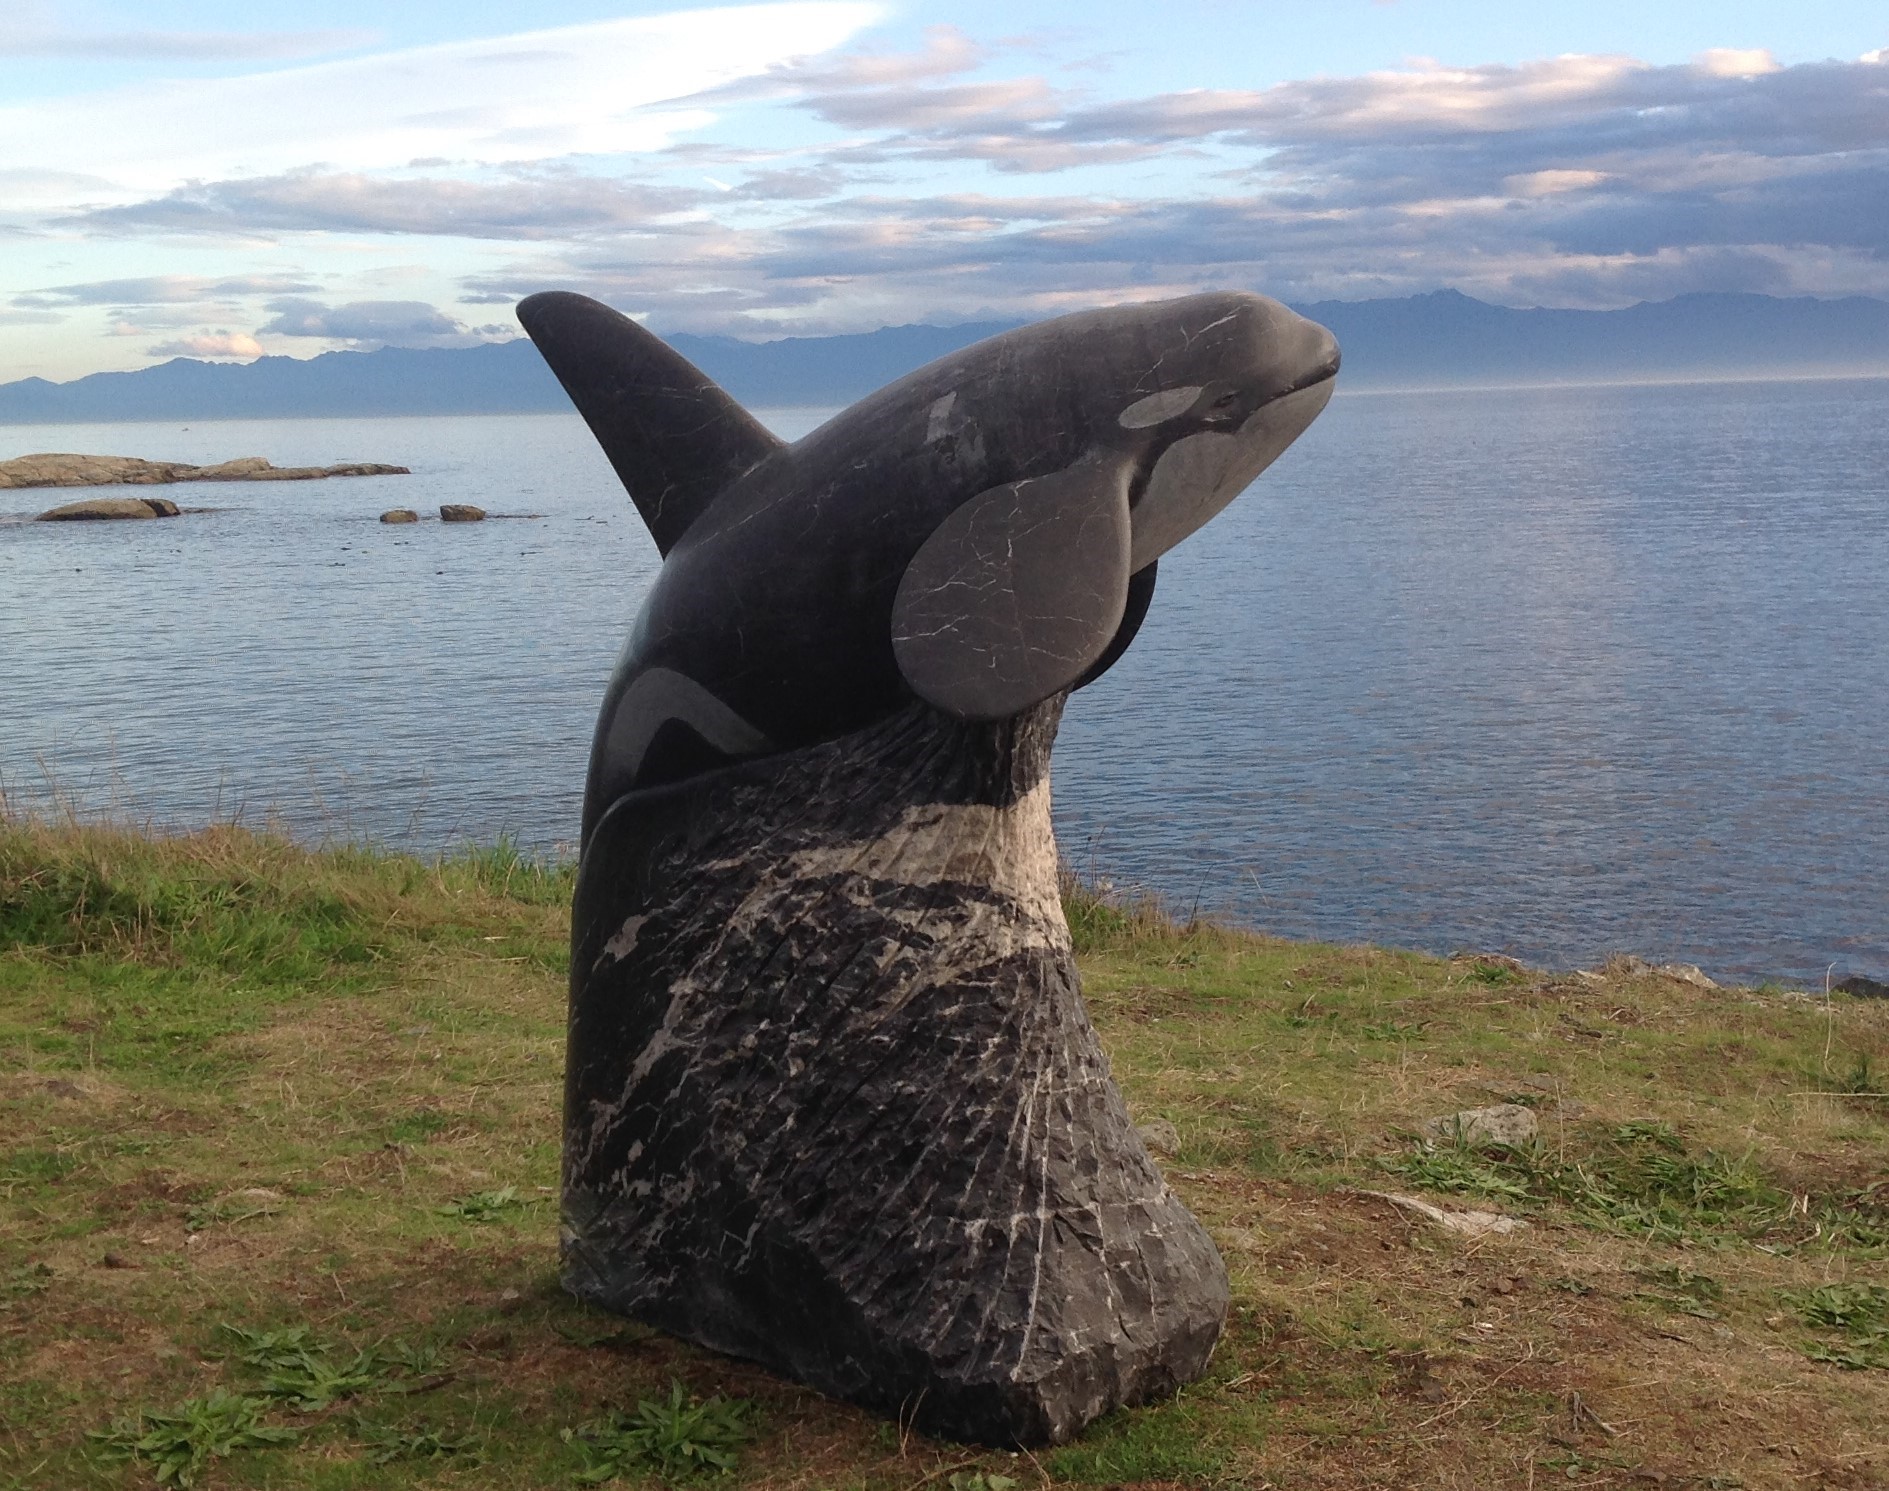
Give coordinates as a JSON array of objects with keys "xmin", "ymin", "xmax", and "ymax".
[{"xmin": 1111, "ymin": 292, "xmax": 1340, "ymax": 571}]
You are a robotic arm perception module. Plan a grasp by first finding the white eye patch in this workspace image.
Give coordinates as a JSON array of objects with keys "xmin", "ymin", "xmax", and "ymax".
[{"xmin": 1117, "ymin": 385, "xmax": 1203, "ymax": 429}]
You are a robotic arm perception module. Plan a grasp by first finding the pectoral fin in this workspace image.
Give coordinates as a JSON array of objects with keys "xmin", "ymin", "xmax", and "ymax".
[{"xmin": 892, "ymin": 464, "xmax": 1132, "ymax": 721}]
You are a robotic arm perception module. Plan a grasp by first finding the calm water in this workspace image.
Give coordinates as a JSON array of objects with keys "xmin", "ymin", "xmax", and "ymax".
[{"xmin": 3, "ymin": 380, "xmax": 1886, "ymax": 985}]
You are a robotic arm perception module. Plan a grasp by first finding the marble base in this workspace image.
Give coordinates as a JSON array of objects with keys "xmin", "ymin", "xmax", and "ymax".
[{"xmin": 563, "ymin": 699, "xmax": 1227, "ymax": 1446}]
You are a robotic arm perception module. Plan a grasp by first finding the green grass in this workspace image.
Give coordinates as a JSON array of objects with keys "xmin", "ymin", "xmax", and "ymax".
[
  {"xmin": 566, "ymin": 1381, "xmax": 757, "ymax": 1484},
  {"xmin": 1378, "ymin": 1119, "xmax": 1843, "ymax": 1245},
  {"xmin": 3, "ymin": 821, "xmax": 1887, "ymax": 1490},
  {"xmin": 87, "ymin": 1389, "xmax": 299, "ymax": 1489}
]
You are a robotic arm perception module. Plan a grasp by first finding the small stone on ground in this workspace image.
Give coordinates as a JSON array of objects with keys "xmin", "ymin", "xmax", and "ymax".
[{"xmin": 1423, "ymin": 1102, "xmax": 1539, "ymax": 1148}]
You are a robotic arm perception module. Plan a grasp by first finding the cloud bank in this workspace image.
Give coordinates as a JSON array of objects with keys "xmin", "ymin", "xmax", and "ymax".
[
  {"xmin": 0, "ymin": 4, "xmax": 881, "ymax": 191},
  {"xmin": 4, "ymin": 9, "xmax": 1887, "ymax": 376}
]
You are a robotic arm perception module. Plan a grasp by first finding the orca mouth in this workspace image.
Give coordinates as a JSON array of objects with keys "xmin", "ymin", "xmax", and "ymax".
[
  {"xmin": 1273, "ymin": 345, "xmax": 1342, "ymax": 402},
  {"xmin": 1247, "ymin": 307, "xmax": 1341, "ymax": 408}
]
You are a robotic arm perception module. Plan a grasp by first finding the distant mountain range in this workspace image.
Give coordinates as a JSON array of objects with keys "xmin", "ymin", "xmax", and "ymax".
[{"xmin": 4, "ymin": 291, "xmax": 1886, "ymax": 424}]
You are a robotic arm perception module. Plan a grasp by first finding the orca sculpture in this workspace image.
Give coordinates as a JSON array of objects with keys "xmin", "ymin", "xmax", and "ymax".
[{"xmin": 521, "ymin": 289, "xmax": 1338, "ymax": 1446}]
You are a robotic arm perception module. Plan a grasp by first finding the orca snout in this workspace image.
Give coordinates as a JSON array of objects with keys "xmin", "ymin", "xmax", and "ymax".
[{"xmin": 1241, "ymin": 297, "xmax": 1340, "ymax": 402}]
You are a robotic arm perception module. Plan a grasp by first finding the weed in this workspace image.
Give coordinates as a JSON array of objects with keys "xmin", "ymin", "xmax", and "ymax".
[
  {"xmin": 262, "ymin": 1348, "xmax": 389, "ymax": 1411},
  {"xmin": 1632, "ymin": 1267, "xmax": 1724, "ymax": 1318},
  {"xmin": 565, "ymin": 1381, "xmax": 755, "ymax": 1483},
  {"xmin": 1381, "ymin": 1145, "xmax": 1532, "ymax": 1203},
  {"xmin": 1, "ymin": 1262, "xmax": 52, "ymax": 1305},
  {"xmin": 439, "ymin": 1185, "xmax": 529, "ymax": 1221},
  {"xmin": 1831, "ymin": 1052, "xmax": 1887, "ymax": 1098},
  {"xmin": 947, "ymin": 1473, "xmax": 1018, "ymax": 1491},
  {"xmin": 220, "ymin": 1323, "xmax": 314, "ymax": 1367},
  {"xmin": 1469, "ymin": 960, "xmax": 1524, "ymax": 986},
  {"xmin": 355, "ymin": 1419, "xmax": 482, "ymax": 1465},
  {"xmin": 88, "ymin": 1390, "xmax": 296, "ymax": 1489},
  {"xmin": 1782, "ymin": 1283, "xmax": 1889, "ymax": 1369},
  {"xmin": 221, "ymin": 1324, "xmax": 420, "ymax": 1410},
  {"xmin": 377, "ymin": 1338, "xmax": 446, "ymax": 1377},
  {"xmin": 1789, "ymin": 1283, "xmax": 1889, "ymax": 1332}
]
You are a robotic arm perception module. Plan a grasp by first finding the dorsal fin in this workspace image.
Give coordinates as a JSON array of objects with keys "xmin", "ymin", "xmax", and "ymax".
[{"xmin": 516, "ymin": 291, "xmax": 783, "ymax": 555}]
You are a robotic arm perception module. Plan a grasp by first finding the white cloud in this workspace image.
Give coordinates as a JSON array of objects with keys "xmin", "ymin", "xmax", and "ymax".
[
  {"xmin": 146, "ymin": 332, "xmax": 265, "ymax": 359},
  {"xmin": 1694, "ymin": 48, "xmax": 1781, "ymax": 78},
  {"xmin": 0, "ymin": 4, "xmax": 882, "ymax": 199}
]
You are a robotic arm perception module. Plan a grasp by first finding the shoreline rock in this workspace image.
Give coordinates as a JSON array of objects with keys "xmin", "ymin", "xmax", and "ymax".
[
  {"xmin": 37, "ymin": 496, "xmax": 179, "ymax": 521},
  {"xmin": 5, "ymin": 452, "xmax": 408, "ymax": 491}
]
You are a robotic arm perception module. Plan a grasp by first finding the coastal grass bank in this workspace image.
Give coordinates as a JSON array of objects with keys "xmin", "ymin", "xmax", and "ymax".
[{"xmin": 1, "ymin": 819, "xmax": 1885, "ymax": 1489}]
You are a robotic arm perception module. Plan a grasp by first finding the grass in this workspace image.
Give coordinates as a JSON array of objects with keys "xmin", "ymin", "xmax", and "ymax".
[
  {"xmin": 565, "ymin": 1381, "xmax": 756, "ymax": 1484},
  {"xmin": 87, "ymin": 1390, "xmax": 298, "ymax": 1489},
  {"xmin": 3, "ymin": 821, "xmax": 1887, "ymax": 1489}
]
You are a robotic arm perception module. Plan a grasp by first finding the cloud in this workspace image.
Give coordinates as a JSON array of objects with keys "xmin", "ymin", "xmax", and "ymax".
[
  {"xmin": 408, "ymin": 44, "xmax": 1889, "ymax": 328},
  {"xmin": 792, "ymin": 47, "xmax": 1889, "ymax": 175},
  {"xmin": 1694, "ymin": 48, "xmax": 1781, "ymax": 78},
  {"xmin": 0, "ymin": 26, "xmax": 374, "ymax": 60},
  {"xmin": 146, "ymin": 332, "xmax": 265, "ymax": 359},
  {"xmin": 72, "ymin": 170, "xmax": 710, "ymax": 241},
  {"xmin": 686, "ymin": 21, "xmax": 983, "ymax": 104},
  {"xmin": 0, "ymin": 167, "xmax": 120, "ymax": 204},
  {"xmin": 16, "ymin": 274, "xmax": 322, "ymax": 308},
  {"xmin": 17, "ymin": 29, "xmax": 1889, "ymax": 378},
  {"xmin": 0, "ymin": 4, "xmax": 882, "ymax": 195},
  {"xmin": 719, "ymin": 47, "xmax": 1889, "ymax": 304},
  {"xmin": 256, "ymin": 297, "xmax": 489, "ymax": 348}
]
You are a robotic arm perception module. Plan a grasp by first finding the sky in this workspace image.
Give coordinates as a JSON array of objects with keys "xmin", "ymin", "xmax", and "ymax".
[{"xmin": 2, "ymin": 1, "xmax": 1886, "ymax": 381}]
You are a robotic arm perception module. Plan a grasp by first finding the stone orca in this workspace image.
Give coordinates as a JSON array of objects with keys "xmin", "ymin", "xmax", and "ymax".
[{"xmin": 516, "ymin": 289, "xmax": 1340, "ymax": 849}]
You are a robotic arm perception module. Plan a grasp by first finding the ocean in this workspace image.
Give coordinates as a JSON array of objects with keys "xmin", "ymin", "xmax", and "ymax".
[{"xmin": 3, "ymin": 377, "xmax": 1885, "ymax": 985}]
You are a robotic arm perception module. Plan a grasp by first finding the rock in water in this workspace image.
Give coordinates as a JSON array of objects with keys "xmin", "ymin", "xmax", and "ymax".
[
  {"xmin": 568, "ymin": 699, "xmax": 1226, "ymax": 1445},
  {"xmin": 379, "ymin": 508, "xmax": 420, "ymax": 524},
  {"xmin": 36, "ymin": 496, "xmax": 167, "ymax": 520},
  {"xmin": 439, "ymin": 503, "xmax": 486, "ymax": 522},
  {"xmin": 522, "ymin": 288, "xmax": 1341, "ymax": 1446},
  {"xmin": 1, "ymin": 452, "xmax": 408, "ymax": 489}
]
